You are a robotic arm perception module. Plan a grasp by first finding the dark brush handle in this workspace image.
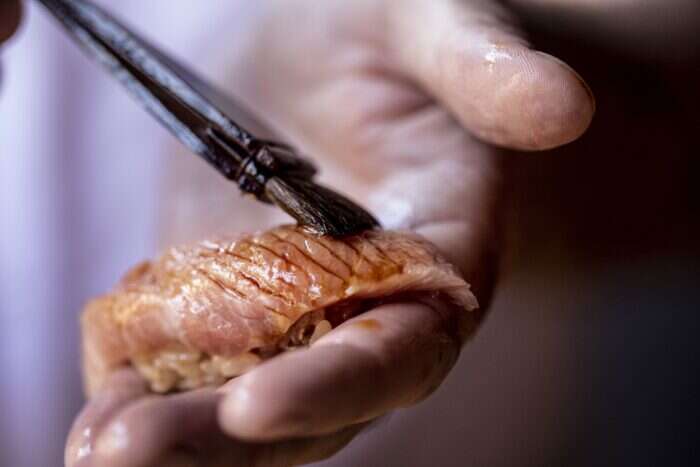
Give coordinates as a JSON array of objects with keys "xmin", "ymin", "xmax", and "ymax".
[{"xmin": 37, "ymin": 0, "xmax": 379, "ymax": 235}]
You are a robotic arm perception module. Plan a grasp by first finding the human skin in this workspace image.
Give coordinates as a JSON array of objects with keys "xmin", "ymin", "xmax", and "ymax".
[
  {"xmin": 64, "ymin": 0, "xmax": 699, "ymax": 465},
  {"xmin": 63, "ymin": 0, "xmax": 596, "ymax": 465},
  {"xmin": 61, "ymin": 2, "xmax": 700, "ymax": 465}
]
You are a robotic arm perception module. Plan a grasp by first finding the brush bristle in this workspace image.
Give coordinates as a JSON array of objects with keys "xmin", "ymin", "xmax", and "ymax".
[{"xmin": 264, "ymin": 177, "xmax": 380, "ymax": 236}]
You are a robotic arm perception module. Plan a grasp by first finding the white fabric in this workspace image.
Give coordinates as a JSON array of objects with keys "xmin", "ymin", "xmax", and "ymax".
[{"xmin": 0, "ymin": 1, "xmax": 243, "ymax": 465}]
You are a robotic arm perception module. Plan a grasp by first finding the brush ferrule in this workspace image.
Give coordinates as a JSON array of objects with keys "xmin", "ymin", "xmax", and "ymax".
[
  {"xmin": 205, "ymin": 128, "xmax": 315, "ymax": 200},
  {"xmin": 235, "ymin": 141, "xmax": 318, "ymax": 200}
]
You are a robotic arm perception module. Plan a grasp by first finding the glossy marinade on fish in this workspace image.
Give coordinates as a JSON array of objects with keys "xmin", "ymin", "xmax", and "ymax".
[{"xmin": 82, "ymin": 226, "xmax": 477, "ymax": 394}]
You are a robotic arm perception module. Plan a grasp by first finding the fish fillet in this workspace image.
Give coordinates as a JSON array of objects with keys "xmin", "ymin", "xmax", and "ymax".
[{"xmin": 82, "ymin": 226, "xmax": 477, "ymax": 394}]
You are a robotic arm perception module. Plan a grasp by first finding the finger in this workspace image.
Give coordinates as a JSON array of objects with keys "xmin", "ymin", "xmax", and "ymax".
[
  {"xmin": 0, "ymin": 0, "xmax": 21, "ymax": 43},
  {"xmin": 91, "ymin": 388, "xmax": 220, "ymax": 467},
  {"xmin": 386, "ymin": 0, "xmax": 595, "ymax": 150},
  {"xmin": 86, "ymin": 384, "xmax": 366, "ymax": 467},
  {"xmin": 66, "ymin": 369, "xmax": 148, "ymax": 467},
  {"xmin": 219, "ymin": 299, "xmax": 463, "ymax": 441}
]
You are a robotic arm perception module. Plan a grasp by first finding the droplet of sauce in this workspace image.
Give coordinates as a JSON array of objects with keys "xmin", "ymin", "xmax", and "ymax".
[{"xmin": 355, "ymin": 319, "xmax": 381, "ymax": 331}]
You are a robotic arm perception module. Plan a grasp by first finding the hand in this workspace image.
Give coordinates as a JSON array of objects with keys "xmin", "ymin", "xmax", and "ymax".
[
  {"xmin": 0, "ymin": 0, "xmax": 21, "ymax": 45},
  {"xmin": 66, "ymin": 0, "xmax": 596, "ymax": 465}
]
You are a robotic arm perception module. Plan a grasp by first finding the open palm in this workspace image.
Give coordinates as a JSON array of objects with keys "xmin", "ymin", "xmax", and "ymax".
[{"xmin": 66, "ymin": 1, "xmax": 594, "ymax": 466}]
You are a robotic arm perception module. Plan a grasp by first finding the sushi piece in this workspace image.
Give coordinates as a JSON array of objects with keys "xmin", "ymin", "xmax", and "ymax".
[{"xmin": 81, "ymin": 226, "xmax": 477, "ymax": 394}]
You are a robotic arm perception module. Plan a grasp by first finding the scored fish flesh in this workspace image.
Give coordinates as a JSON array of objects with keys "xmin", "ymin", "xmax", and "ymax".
[{"xmin": 82, "ymin": 226, "xmax": 478, "ymax": 394}]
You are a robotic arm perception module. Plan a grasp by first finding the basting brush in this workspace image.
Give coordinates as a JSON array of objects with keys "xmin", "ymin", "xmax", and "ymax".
[{"xmin": 37, "ymin": 0, "xmax": 380, "ymax": 236}]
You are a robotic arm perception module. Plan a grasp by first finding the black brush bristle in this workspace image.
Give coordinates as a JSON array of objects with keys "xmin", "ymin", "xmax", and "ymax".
[{"xmin": 265, "ymin": 177, "xmax": 380, "ymax": 236}]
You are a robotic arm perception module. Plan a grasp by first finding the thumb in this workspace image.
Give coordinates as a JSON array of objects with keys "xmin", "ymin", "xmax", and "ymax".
[{"xmin": 386, "ymin": 0, "xmax": 595, "ymax": 150}]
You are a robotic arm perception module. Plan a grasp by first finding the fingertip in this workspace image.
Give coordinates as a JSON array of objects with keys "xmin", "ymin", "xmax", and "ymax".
[
  {"xmin": 218, "ymin": 360, "xmax": 315, "ymax": 442},
  {"xmin": 218, "ymin": 375, "xmax": 257, "ymax": 439},
  {"xmin": 97, "ymin": 389, "xmax": 221, "ymax": 464},
  {"xmin": 93, "ymin": 398, "xmax": 163, "ymax": 467},
  {"xmin": 452, "ymin": 45, "xmax": 594, "ymax": 150},
  {"xmin": 518, "ymin": 51, "xmax": 595, "ymax": 150},
  {"xmin": 218, "ymin": 342, "xmax": 390, "ymax": 442},
  {"xmin": 94, "ymin": 420, "xmax": 136, "ymax": 467},
  {"xmin": 389, "ymin": 0, "xmax": 595, "ymax": 151},
  {"xmin": 65, "ymin": 369, "xmax": 149, "ymax": 467}
]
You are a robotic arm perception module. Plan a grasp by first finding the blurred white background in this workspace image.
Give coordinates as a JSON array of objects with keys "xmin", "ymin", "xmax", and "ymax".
[{"xmin": 0, "ymin": 2, "xmax": 239, "ymax": 464}]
